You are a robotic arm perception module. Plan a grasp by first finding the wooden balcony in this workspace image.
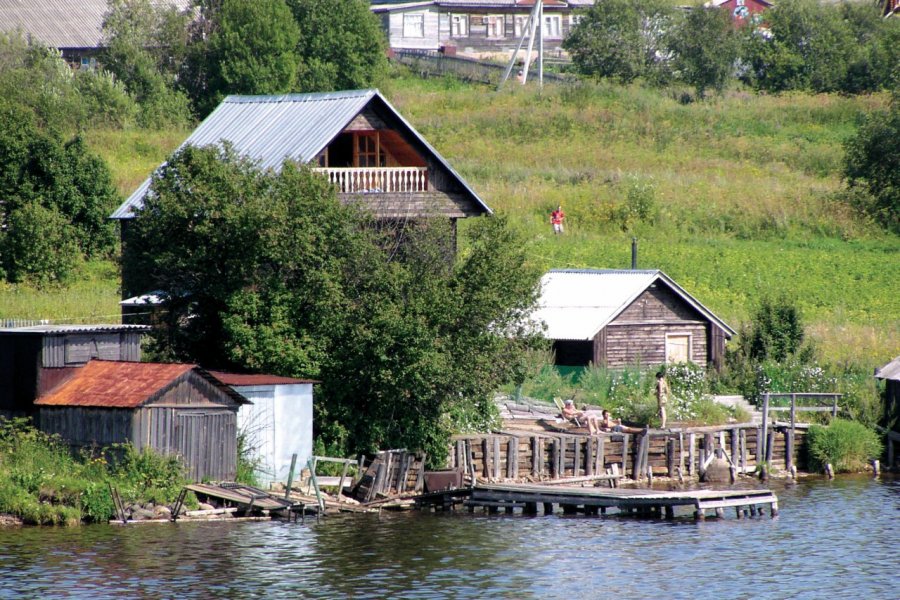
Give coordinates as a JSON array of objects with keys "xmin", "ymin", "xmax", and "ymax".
[{"xmin": 314, "ymin": 167, "xmax": 429, "ymax": 194}]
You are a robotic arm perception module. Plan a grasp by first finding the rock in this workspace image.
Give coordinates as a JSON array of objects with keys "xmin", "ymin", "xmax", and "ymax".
[
  {"xmin": 154, "ymin": 506, "xmax": 172, "ymax": 519},
  {"xmin": 130, "ymin": 507, "xmax": 155, "ymax": 521},
  {"xmin": 0, "ymin": 514, "xmax": 23, "ymax": 527},
  {"xmin": 701, "ymin": 457, "xmax": 733, "ymax": 484},
  {"xmin": 198, "ymin": 502, "xmax": 216, "ymax": 511}
]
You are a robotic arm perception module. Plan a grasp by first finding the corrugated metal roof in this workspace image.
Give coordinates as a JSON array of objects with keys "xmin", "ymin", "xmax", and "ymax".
[
  {"xmin": 0, "ymin": 0, "xmax": 189, "ymax": 50},
  {"xmin": 533, "ymin": 269, "xmax": 735, "ymax": 341},
  {"xmin": 0, "ymin": 324, "xmax": 150, "ymax": 334},
  {"xmin": 875, "ymin": 357, "xmax": 900, "ymax": 382},
  {"xmin": 111, "ymin": 89, "xmax": 491, "ymax": 219},
  {"xmin": 35, "ymin": 360, "xmax": 250, "ymax": 407},
  {"xmin": 207, "ymin": 371, "xmax": 320, "ymax": 386}
]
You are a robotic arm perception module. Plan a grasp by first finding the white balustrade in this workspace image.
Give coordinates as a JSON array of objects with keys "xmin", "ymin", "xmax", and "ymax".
[{"xmin": 313, "ymin": 167, "xmax": 429, "ymax": 193}]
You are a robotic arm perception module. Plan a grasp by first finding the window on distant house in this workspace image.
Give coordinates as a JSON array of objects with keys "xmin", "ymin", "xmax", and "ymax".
[
  {"xmin": 543, "ymin": 14, "xmax": 562, "ymax": 38},
  {"xmin": 450, "ymin": 14, "xmax": 468, "ymax": 37},
  {"xmin": 486, "ymin": 15, "xmax": 505, "ymax": 38},
  {"xmin": 514, "ymin": 15, "xmax": 530, "ymax": 37},
  {"xmin": 403, "ymin": 13, "xmax": 425, "ymax": 38}
]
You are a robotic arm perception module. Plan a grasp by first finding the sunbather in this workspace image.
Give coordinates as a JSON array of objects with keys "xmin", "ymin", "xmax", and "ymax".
[
  {"xmin": 599, "ymin": 409, "xmax": 645, "ymax": 434},
  {"xmin": 561, "ymin": 400, "xmax": 605, "ymax": 435}
]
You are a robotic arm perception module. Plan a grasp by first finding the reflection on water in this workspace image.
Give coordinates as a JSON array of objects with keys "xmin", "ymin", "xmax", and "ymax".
[{"xmin": 0, "ymin": 476, "xmax": 897, "ymax": 599}]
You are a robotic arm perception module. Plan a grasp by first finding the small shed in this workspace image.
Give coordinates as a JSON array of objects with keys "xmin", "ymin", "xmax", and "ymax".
[
  {"xmin": 209, "ymin": 371, "xmax": 319, "ymax": 486},
  {"xmin": 875, "ymin": 357, "xmax": 900, "ymax": 432},
  {"xmin": 532, "ymin": 269, "xmax": 735, "ymax": 369},
  {"xmin": 35, "ymin": 360, "xmax": 248, "ymax": 482},
  {"xmin": 0, "ymin": 324, "xmax": 148, "ymax": 417}
]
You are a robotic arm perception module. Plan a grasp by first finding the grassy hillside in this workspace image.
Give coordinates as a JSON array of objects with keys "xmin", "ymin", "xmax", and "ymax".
[{"xmin": 1, "ymin": 75, "xmax": 896, "ymax": 367}]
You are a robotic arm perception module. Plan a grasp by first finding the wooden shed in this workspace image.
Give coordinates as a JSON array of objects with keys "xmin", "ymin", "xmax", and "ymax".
[
  {"xmin": 532, "ymin": 269, "xmax": 735, "ymax": 369},
  {"xmin": 0, "ymin": 324, "xmax": 148, "ymax": 418},
  {"xmin": 35, "ymin": 360, "xmax": 248, "ymax": 482},
  {"xmin": 875, "ymin": 356, "xmax": 900, "ymax": 432}
]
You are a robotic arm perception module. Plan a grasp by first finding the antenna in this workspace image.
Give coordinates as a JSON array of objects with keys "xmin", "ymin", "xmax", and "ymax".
[{"xmin": 498, "ymin": 0, "xmax": 544, "ymax": 90}]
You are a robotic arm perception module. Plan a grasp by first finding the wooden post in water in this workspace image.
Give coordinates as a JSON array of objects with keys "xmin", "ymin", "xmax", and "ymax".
[
  {"xmin": 785, "ymin": 429, "xmax": 794, "ymax": 475},
  {"xmin": 284, "ymin": 453, "xmax": 298, "ymax": 500},
  {"xmin": 873, "ymin": 459, "xmax": 880, "ymax": 477},
  {"xmin": 765, "ymin": 431, "xmax": 774, "ymax": 466},
  {"xmin": 825, "ymin": 463, "xmax": 834, "ymax": 479},
  {"xmin": 760, "ymin": 393, "xmax": 770, "ymax": 462}
]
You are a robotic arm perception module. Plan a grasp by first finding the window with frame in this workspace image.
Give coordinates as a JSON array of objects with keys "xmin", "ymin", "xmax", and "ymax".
[
  {"xmin": 665, "ymin": 334, "xmax": 692, "ymax": 364},
  {"xmin": 355, "ymin": 133, "xmax": 383, "ymax": 167},
  {"xmin": 450, "ymin": 14, "xmax": 468, "ymax": 37},
  {"xmin": 486, "ymin": 15, "xmax": 505, "ymax": 38},
  {"xmin": 543, "ymin": 14, "xmax": 562, "ymax": 38},
  {"xmin": 513, "ymin": 15, "xmax": 530, "ymax": 37},
  {"xmin": 403, "ymin": 13, "xmax": 425, "ymax": 38}
]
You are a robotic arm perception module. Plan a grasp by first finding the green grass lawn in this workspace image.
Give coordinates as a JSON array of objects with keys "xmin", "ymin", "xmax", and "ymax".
[{"xmin": 2, "ymin": 75, "xmax": 896, "ymax": 367}]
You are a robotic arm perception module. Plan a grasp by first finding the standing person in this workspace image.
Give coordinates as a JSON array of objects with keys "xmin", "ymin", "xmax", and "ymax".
[
  {"xmin": 550, "ymin": 205, "xmax": 565, "ymax": 234},
  {"xmin": 656, "ymin": 370, "xmax": 669, "ymax": 428}
]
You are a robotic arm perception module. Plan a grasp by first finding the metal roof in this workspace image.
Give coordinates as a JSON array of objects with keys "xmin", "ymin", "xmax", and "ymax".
[
  {"xmin": 875, "ymin": 357, "xmax": 900, "ymax": 382},
  {"xmin": 35, "ymin": 360, "xmax": 248, "ymax": 408},
  {"xmin": 0, "ymin": 324, "xmax": 149, "ymax": 334},
  {"xmin": 0, "ymin": 0, "xmax": 189, "ymax": 50},
  {"xmin": 532, "ymin": 269, "xmax": 735, "ymax": 341},
  {"xmin": 207, "ymin": 371, "xmax": 320, "ymax": 387},
  {"xmin": 111, "ymin": 89, "xmax": 491, "ymax": 219}
]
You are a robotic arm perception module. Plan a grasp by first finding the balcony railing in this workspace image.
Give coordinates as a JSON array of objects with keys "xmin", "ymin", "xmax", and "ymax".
[{"xmin": 314, "ymin": 167, "xmax": 429, "ymax": 194}]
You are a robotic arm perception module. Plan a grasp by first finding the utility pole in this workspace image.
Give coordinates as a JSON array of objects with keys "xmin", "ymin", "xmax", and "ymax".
[{"xmin": 498, "ymin": 0, "xmax": 544, "ymax": 89}]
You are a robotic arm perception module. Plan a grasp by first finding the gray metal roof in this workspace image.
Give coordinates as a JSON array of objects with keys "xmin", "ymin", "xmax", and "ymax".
[
  {"xmin": 0, "ymin": 0, "xmax": 189, "ymax": 50},
  {"xmin": 532, "ymin": 269, "xmax": 735, "ymax": 341},
  {"xmin": 0, "ymin": 324, "xmax": 150, "ymax": 334},
  {"xmin": 112, "ymin": 89, "xmax": 490, "ymax": 219},
  {"xmin": 875, "ymin": 357, "xmax": 900, "ymax": 381}
]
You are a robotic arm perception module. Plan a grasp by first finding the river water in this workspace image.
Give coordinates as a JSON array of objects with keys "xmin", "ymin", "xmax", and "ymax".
[{"xmin": 0, "ymin": 476, "xmax": 897, "ymax": 599}]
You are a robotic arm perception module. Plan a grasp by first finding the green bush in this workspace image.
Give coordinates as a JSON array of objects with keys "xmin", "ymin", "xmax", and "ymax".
[
  {"xmin": 112, "ymin": 443, "xmax": 187, "ymax": 504},
  {"xmin": 806, "ymin": 418, "xmax": 882, "ymax": 472}
]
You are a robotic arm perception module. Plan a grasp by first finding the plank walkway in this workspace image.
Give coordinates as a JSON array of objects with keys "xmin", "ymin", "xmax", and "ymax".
[{"xmin": 417, "ymin": 482, "xmax": 778, "ymax": 520}]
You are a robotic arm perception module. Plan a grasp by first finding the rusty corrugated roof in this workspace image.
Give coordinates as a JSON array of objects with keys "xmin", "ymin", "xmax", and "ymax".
[
  {"xmin": 207, "ymin": 371, "xmax": 319, "ymax": 386},
  {"xmin": 36, "ymin": 360, "xmax": 195, "ymax": 408}
]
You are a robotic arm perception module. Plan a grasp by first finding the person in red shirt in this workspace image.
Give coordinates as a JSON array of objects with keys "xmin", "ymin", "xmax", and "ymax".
[{"xmin": 550, "ymin": 205, "xmax": 565, "ymax": 234}]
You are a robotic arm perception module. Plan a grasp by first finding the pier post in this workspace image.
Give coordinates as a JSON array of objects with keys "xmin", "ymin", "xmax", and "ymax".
[
  {"xmin": 715, "ymin": 508, "xmax": 725, "ymax": 519},
  {"xmin": 508, "ymin": 437, "xmax": 519, "ymax": 479},
  {"xmin": 622, "ymin": 434, "xmax": 631, "ymax": 479},
  {"xmin": 586, "ymin": 437, "xmax": 595, "ymax": 476},
  {"xmin": 532, "ymin": 436, "xmax": 542, "ymax": 479},
  {"xmin": 574, "ymin": 437, "xmax": 582, "ymax": 477},
  {"xmin": 524, "ymin": 502, "xmax": 538, "ymax": 515},
  {"xmin": 740, "ymin": 430, "xmax": 747, "ymax": 472},
  {"xmin": 678, "ymin": 432, "xmax": 685, "ymax": 476},
  {"xmin": 550, "ymin": 438, "xmax": 560, "ymax": 479},
  {"xmin": 872, "ymin": 459, "xmax": 880, "ymax": 477},
  {"xmin": 665, "ymin": 506, "xmax": 674, "ymax": 520},
  {"xmin": 667, "ymin": 437, "xmax": 676, "ymax": 477},
  {"xmin": 482, "ymin": 438, "xmax": 491, "ymax": 480},
  {"xmin": 695, "ymin": 508, "xmax": 705, "ymax": 521},
  {"xmin": 765, "ymin": 431, "xmax": 774, "ymax": 466},
  {"xmin": 825, "ymin": 463, "xmax": 834, "ymax": 479},
  {"xmin": 730, "ymin": 428, "xmax": 739, "ymax": 466},
  {"xmin": 688, "ymin": 433, "xmax": 696, "ymax": 476},
  {"xmin": 785, "ymin": 430, "xmax": 794, "ymax": 475},
  {"xmin": 493, "ymin": 437, "xmax": 501, "ymax": 480},
  {"xmin": 543, "ymin": 502, "xmax": 553, "ymax": 515},
  {"xmin": 770, "ymin": 501, "xmax": 779, "ymax": 517},
  {"xmin": 597, "ymin": 437, "xmax": 605, "ymax": 474}
]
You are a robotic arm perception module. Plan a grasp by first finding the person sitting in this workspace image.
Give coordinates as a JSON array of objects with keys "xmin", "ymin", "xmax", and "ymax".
[
  {"xmin": 599, "ymin": 409, "xmax": 645, "ymax": 434},
  {"xmin": 561, "ymin": 400, "xmax": 604, "ymax": 435}
]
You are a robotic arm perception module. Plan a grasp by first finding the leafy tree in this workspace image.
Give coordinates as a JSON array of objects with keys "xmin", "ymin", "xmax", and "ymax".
[
  {"xmin": 838, "ymin": 3, "xmax": 900, "ymax": 94},
  {"xmin": 667, "ymin": 7, "xmax": 738, "ymax": 98},
  {"xmin": 0, "ymin": 201, "xmax": 80, "ymax": 285},
  {"xmin": 563, "ymin": 0, "xmax": 673, "ymax": 83},
  {"xmin": 740, "ymin": 0, "xmax": 855, "ymax": 93},
  {"xmin": 101, "ymin": 0, "xmax": 192, "ymax": 127},
  {"xmin": 287, "ymin": 0, "xmax": 388, "ymax": 92},
  {"xmin": 747, "ymin": 296, "xmax": 806, "ymax": 363},
  {"xmin": 195, "ymin": 0, "xmax": 300, "ymax": 115},
  {"xmin": 843, "ymin": 98, "xmax": 900, "ymax": 232},
  {"xmin": 124, "ymin": 144, "xmax": 541, "ymax": 465}
]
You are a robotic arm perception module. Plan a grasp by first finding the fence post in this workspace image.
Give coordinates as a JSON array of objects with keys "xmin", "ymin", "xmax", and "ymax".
[
  {"xmin": 790, "ymin": 393, "xmax": 796, "ymax": 439},
  {"xmin": 761, "ymin": 393, "xmax": 770, "ymax": 462}
]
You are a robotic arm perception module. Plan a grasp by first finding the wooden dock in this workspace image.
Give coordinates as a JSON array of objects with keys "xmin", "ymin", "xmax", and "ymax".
[{"xmin": 417, "ymin": 482, "xmax": 778, "ymax": 520}]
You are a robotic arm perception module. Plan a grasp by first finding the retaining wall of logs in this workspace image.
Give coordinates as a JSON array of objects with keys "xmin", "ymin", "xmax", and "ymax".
[{"xmin": 447, "ymin": 425, "xmax": 807, "ymax": 481}]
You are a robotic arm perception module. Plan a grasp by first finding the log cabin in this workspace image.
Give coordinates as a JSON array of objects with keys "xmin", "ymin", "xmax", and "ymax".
[
  {"xmin": 111, "ymin": 89, "xmax": 492, "ymax": 299},
  {"xmin": 532, "ymin": 269, "xmax": 735, "ymax": 369}
]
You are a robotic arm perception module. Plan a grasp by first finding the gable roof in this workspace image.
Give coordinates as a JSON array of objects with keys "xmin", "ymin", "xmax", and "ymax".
[
  {"xmin": 0, "ymin": 0, "xmax": 190, "ymax": 51},
  {"xmin": 111, "ymin": 89, "xmax": 491, "ymax": 219},
  {"xmin": 0, "ymin": 323, "xmax": 148, "ymax": 335},
  {"xmin": 875, "ymin": 357, "xmax": 900, "ymax": 382},
  {"xmin": 35, "ymin": 360, "xmax": 248, "ymax": 408},
  {"xmin": 207, "ymin": 371, "xmax": 320, "ymax": 387},
  {"xmin": 533, "ymin": 269, "xmax": 735, "ymax": 341}
]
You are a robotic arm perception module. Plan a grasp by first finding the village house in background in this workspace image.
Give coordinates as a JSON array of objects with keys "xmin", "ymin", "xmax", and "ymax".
[
  {"xmin": 111, "ymin": 89, "xmax": 491, "ymax": 299},
  {"xmin": 876, "ymin": 356, "xmax": 900, "ymax": 432},
  {"xmin": 702, "ymin": 0, "xmax": 773, "ymax": 24},
  {"xmin": 532, "ymin": 269, "xmax": 734, "ymax": 369},
  {"xmin": 210, "ymin": 371, "xmax": 318, "ymax": 486},
  {"xmin": 0, "ymin": 0, "xmax": 189, "ymax": 69},
  {"xmin": 370, "ymin": 0, "xmax": 593, "ymax": 56}
]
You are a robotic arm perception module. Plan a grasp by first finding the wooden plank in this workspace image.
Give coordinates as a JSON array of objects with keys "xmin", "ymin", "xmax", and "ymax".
[
  {"xmin": 482, "ymin": 438, "xmax": 491, "ymax": 479},
  {"xmin": 493, "ymin": 436, "xmax": 501, "ymax": 480},
  {"xmin": 667, "ymin": 437, "xmax": 675, "ymax": 477},
  {"xmin": 730, "ymin": 428, "xmax": 739, "ymax": 465},
  {"xmin": 785, "ymin": 429, "xmax": 794, "ymax": 474},
  {"xmin": 697, "ymin": 496, "xmax": 777, "ymax": 511},
  {"xmin": 573, "ymin": 437, "xmax": 581, "ymax": 477},
  {"xmin": 740, "ymin": 429, "xmax": 747, "ymax": 470},
  {"xmin": 532, "ymin": 436, "xmax": 541, "ymax": 478},
  {"xmin": 622, "ymin": 433, "xmax": 630, "ymax": 477},
  {"xmin": 585, "ymin": 436, "xmax": 595, "ymax": 476},
  {"xmin": 688, "ymin": 433, "xmax": 696, "ymax": 476},
  {"xmin": 508, "ymin": 437, "xmax": 519, "ymax": 479},
  {"xmin": 597, "ymin": 436, "xmax": 605, "ymax": 474},
  {"xmin": 550, "ymin": 438, "xmax": 560, "ymax": 479}
]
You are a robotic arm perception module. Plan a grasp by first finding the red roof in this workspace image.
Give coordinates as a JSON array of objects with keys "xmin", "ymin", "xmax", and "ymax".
[
  {"xmin": 36, "ymin": 361, "xmax": 195, "ymax": 408},
  {"xmin": 207, "ymin": 371, "xmax": 319, "ymax": 386}
]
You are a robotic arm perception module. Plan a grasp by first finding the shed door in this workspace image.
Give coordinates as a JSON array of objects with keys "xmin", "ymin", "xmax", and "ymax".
[
  {"xmin": 666, "ymin": 334, "xmax": 691, "ymax": 364},
  {"xmin": 175, "ymin": 411, "xmax": 236, "ymax": 482}
]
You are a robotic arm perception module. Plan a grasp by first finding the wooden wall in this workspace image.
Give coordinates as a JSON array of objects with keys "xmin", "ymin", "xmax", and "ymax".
[
  {"xmin": 39, "ymin": 407, "xmax": 132, "ymax": 447},
  {"xmin": 448, "ymin": 426, "xmax": 807, "ymax": 481}
]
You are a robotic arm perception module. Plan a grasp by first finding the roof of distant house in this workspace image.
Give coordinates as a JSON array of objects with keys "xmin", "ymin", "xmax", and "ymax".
[
  {"xmin": 0, "ymin": 323, "xmax": 149, "ymax": 335},
  {"xmin": 207, "ymin": 371, "xmax": 320, "ymax": 387},
  {"xmin": 532, "ymin": 269, "xmax": 735, "ymax": 341},
  {"xmin": 111, "ymin": 89, "xmax": 491, "ymax": 219},
  {"xmin": 35, "ymin": 360, "xmax": 248, "ymax": 408},
  {"xmin": 0, "ymin": 0, "xmax": 190, "ymax": 51},
  {"xmin": 875, "ymin": 356, "xmax": 900, "ymax": 382}
]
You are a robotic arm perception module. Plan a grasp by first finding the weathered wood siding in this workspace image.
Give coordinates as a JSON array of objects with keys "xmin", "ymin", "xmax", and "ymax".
[
  {"xmin": 39, "ymin": 407, "xmax": 132, "ymax": 446},
  {"xmin": 42, "ymin": 332, "xmax": 142, "ymax": 367},
  {"xmin": 385, "ymin": 8, "xmax": 441, "ymax": 50}
]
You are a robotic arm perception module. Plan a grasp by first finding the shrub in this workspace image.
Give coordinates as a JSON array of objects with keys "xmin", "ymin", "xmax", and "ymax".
[
  {"xmin": 806, "ymin": 418, "xmax": 882, "ymax": 472},
  {"xmin": 112, "ymin": 443, "xmax": 187, "ymax": 504},
  {"xmin": 665, "ymin": 362, "xmax": 710, "ymax": 421},
  {"xmin": 0, "ymin": 201, "xmax": 81, "ymax": 285}
]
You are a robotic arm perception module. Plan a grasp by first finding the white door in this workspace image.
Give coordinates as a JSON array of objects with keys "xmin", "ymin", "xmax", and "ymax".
[{"xmin": 666, "ymin": 335, "xmax": 691, "ymax": 363}]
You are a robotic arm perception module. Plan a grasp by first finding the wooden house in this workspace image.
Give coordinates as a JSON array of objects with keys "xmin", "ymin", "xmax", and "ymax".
[
  {"xmin": 370, "ymin": 0, "xmax": 594, "ymax": 54},
  {"xmin": 0, "ymin": 324, "xmax": 147, "ymax": 418},
  {"xmin": 703, "ymin": 0, "xmax": 773, "ymax": 25},
  {"xmin": 875, "ymin": 357, "xmax": 900, "ymax": 432},
  {"xmin": 35, "ymin": 360, "xmax": 248, "ymax": 482},
  {"xmin": 0, "ymin": 0, "xmax": 189, "ymax": 69},
  {"xmin": 532, "ymin": 269, "xmax": 735, "ymax": 369},
  {"xmin": 209, "ymin": 371, "xmax": 318, "ymax": 486},
  {"xmin": 111, "ymin": 89, "xmax": 491, "ymax": 299}
]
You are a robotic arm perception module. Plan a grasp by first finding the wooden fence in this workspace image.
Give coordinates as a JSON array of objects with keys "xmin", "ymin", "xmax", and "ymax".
[
  {"xmin": 393, "ymin": 49, "xmax": 572, "ymax": 86},
  {"xmin": 448, "ymin": 425, "xmax": 807, "ymax": 482}
]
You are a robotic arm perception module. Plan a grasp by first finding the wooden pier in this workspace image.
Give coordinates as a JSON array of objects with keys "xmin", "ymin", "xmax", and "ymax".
[{"xmin": 417, "ymin": 482, "xmax": 778, "ymax": 521}]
